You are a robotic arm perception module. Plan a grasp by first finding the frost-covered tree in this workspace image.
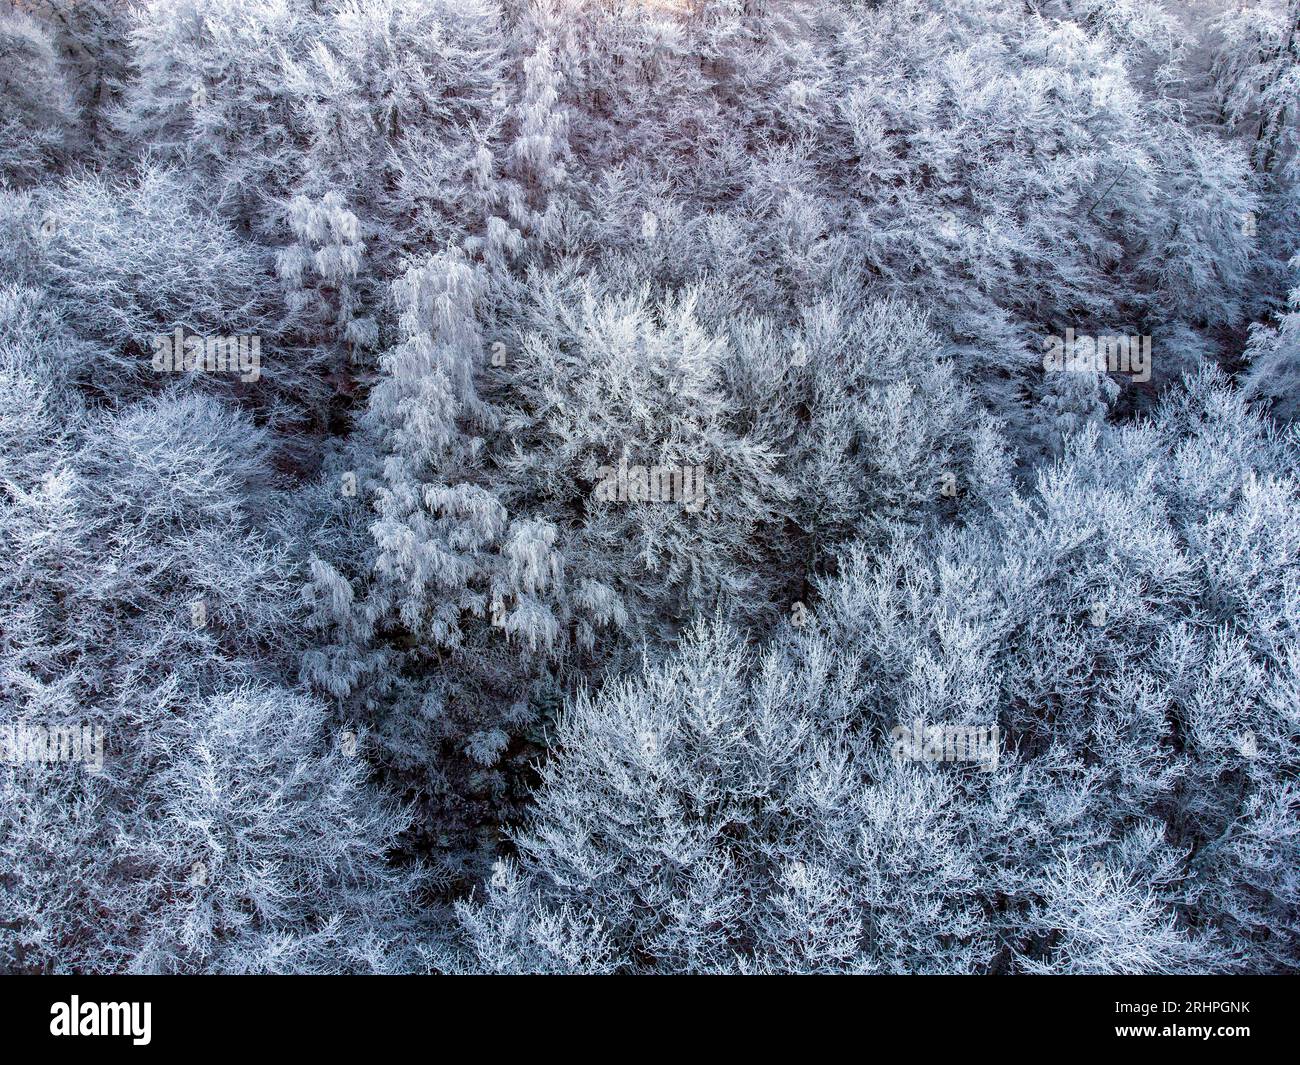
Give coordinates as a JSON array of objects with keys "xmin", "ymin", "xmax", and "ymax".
[
  {"xmin": 0, "ymin": 7, "xmax": 78, "ymax": 185},
  {"xmin": 1243, "ymin": 257, "xmax": 1300, "ymax": 419},
  {"xmin": 116, "ymin": 685, "xmax": 424, "ymax": 974},
  {"xmin": 114, "ymin": 0, "xmax": 322, "ymax": 238},
  {"xmin": 1205, "ymin": 0, "xmax": 1299, "ymax": 180},
  {"xmin": 39, "ymin": 165, "xmax": 272, "ymax": 390},
  {"xmin": 497, "ymin": 276, "xmax": 794, "ymax": 645},
  {"xmin": 276, "ymin": 190, "xmax": 378, "ymax": 398},
  {"xmin": 13, "ymin": 0, "xmax": 140, "ymax": 154},
  {"xmin": 287, "ymin": 0, "xmax": 508, "ymax": 268}
]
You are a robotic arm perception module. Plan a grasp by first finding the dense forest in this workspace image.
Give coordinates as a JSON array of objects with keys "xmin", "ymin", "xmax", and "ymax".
[{"xmin": 1, "ymin": 0, "xmax": 1298, "ymax": 974}]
